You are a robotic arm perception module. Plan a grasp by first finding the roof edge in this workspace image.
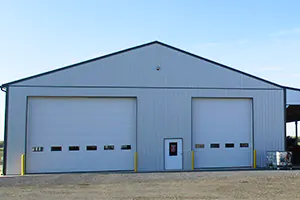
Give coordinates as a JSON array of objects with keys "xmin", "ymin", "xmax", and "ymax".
[
  {"xmin": 1, "ymin": 40, "xmax": 285, "ymax": 89},
  {"xmin": 284, "ymin": 86, "xmax": 300, "ymax": 92},
  {"xmin": 1, "ymin": 41, "xmax": 160, "ymax": 87},
  {"xmin": 156, "ymin": 42, "xmax": 283, "ymax": 89}
]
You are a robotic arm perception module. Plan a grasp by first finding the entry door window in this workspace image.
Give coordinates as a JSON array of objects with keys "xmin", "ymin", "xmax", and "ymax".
[{"xmin": 169, "ymin": 142, "xmax": 178, "ymax": 156}]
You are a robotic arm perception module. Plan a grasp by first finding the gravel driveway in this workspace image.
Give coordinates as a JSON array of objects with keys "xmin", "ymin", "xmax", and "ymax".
[{"xmin": 1, "ymin": 170, "xmax": 300, "ymax": 200}]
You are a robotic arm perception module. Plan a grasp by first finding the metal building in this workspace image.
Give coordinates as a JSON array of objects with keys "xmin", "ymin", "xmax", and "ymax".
[{"xmin": 1, "ymin": 41, "xmax": 298, "ymax": 175}]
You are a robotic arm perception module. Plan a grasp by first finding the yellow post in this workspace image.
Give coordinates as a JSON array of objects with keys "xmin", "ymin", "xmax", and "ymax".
[
  {"xmin": 21, "ymin": 154, "xmax": 25, "ymax": 176},
  {"xmin": 253, "ymin": 149, "xmax": 257, "ymax": 169},
  {"xmin": 134, "ymin": 152, "xmax": 138, "ymax": 172},
  {"xmin": 191, "ymin": 151, "xmax": 195, "ymax": 170}
]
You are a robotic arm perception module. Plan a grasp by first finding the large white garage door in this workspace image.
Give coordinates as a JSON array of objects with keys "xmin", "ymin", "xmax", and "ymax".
[
  {"xmin": 192, "ymin": 98, "xmax": 252, "ymax": 168},
  {"xmin": 26, "ymin": 97, "xmax": 136, "ymax": 173}
]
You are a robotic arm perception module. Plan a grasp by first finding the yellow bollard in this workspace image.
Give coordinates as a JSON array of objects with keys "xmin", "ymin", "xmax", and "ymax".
[
  {"xmin": 191, "ymin": 151, "xmax": 195, "ymax": 170},
  {"xmin": 134, "ymin": 152, "xmax": 138, "ymax": 172},
  {"xmin": 253, "ymin": 150, "xmax": 257, "ymax": 169},
  {"xmin": 21, "ymin": 154, "xmax": 25, "ymax": 176}
]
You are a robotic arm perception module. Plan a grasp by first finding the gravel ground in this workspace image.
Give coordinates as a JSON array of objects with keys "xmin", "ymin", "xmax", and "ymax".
[{"xmin": 1, "ymin": 170, "xmax": 300, "ymax": 200}]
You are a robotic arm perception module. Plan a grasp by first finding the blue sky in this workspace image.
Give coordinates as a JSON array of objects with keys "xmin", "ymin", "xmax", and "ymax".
[{"xmin": 1, "ymin": 0, "xmax": 300, "ymax": 139}]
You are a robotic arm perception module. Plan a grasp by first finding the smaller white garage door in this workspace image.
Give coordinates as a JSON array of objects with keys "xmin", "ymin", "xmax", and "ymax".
[
  {"xmin": 26, "ymin": 97, "xmax": 136, "ymax": 173},
  {"xmin": 192, "ymin": 98, "xmax": 252, "ymax": 168}
]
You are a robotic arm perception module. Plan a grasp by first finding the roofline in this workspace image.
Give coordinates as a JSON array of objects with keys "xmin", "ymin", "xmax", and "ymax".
[
  {"xmin": 284, "ymin": 86, "xmax": 300, "ymax": 92},
  {"xmin": 1, "ymin": 41, "xmax": 158, "ymax": 87},
  {"xmin": 1, "ymin": 40, "xmax": 285, "ymax": 89},
  {"xmin": 157, "ymin": 42, "xmax": 283, "ymax": 89}
]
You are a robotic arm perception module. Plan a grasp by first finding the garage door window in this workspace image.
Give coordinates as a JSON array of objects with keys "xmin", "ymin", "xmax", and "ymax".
[
  {"xmin": 225, "ymin": 143, "xmax": 234, "ymax": 148},
  {"xmin": 121, "ymin": 145, "xmax": 131, "ymax": 150},
  {"xmin": 32, "ymin": 147, "xmax": 44, "ymax": 152},
  {"xmin": 86, "ymin": 145, "xmax": 97, "ymax": 151},
  {"xmin": 51, "ymin": 146, "xmax": 62, "ymax": 151},
  {"xmin": 210, "ymin": 144, "xmax": 220, "ymax": 148},
  {"xmin": 240, "ymin": 143, "xmax": 249, "ymax": 148},
  {"xmin": 195, "ymin": 144, "xmax": 205, "ymax": 148},
  {"xmin": 69, "ymin": 146, "xmax": 80, "ymax": 151},
  {"xmin": 104, "ymin": 145, "xmax": 114, "ymax": 150}
]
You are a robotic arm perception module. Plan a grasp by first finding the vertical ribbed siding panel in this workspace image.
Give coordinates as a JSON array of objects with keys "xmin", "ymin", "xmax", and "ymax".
[
  {"xmin": 262, "ymin": 90, "xmax": 269, "ymax": 166},
  {"xmin": 137, "ymin": 90, "xmax": 164, "ymax": 171},
  {"xmin": 253, "ymin": 89, "xmax": 284, "ymax": 167}
]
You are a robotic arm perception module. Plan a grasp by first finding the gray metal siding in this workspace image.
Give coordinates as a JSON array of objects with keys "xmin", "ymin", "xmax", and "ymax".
[
  {"xmin": 286, "ymin": 88, "xmax": 300, "ymax": 105},
  {"xmin": 12, "ymin": 44, "xmax": 279, "ymax": 89},
  {"xmin": 6, "ymin": 86, "xmax": 284, "ymax": 174}
]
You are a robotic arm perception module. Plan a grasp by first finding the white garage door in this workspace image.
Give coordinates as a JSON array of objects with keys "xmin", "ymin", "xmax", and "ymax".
[
  {"xmin": 26, "ymin": 97, "xmax": 136, "ymax": 173},
  {"xmin": 192, "ymin": 98, "xmax": 252, "ymax": 168}
]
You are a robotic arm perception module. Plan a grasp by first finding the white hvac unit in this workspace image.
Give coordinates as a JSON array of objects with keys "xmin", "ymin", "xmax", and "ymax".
[{"xmin": 266, "ymin": 151, "xmax": 292, "ymax": 170}]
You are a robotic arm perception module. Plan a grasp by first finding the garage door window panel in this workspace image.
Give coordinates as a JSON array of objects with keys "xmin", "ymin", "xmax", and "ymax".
[
  {"xmin": 51, "ymin": 146, "xmax": 62, "ymax": 151},
  {"xmin": 104, "ymin": 145, "xmax": 114, "ymax": 150},
  {"xmin": 32, "ymin": 147, "xmax": 44, "ymax": 152},
  {"xmin": 69, "ymin": 146, "xmax": 80, "ymax": 151},
  {"xmin": 240, "ymin": 143, "xmax": 249, "ymax": 148},
  {"xmin": 86, "ymin": 145, "xmax": 97, "ymax": 151},
  {"xmin": 225, "ymin": 143, "xmax": 234, "ymax": 148},
  {"xmin": 195, "ymin": 144, "xmax": 205, "ymax": 148},
  {"xmin": 210, "ymin": 143, "xmax": 220, "ymax": 148},
  {"xmin": 121, "ymin": 145, "xmax": 131, "ymax": 150}
]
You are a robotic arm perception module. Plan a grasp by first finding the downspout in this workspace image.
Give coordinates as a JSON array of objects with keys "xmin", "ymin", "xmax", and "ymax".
[{"xmin": 1, "ymin": 85, "xmax": 8, "ymax": 175}]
